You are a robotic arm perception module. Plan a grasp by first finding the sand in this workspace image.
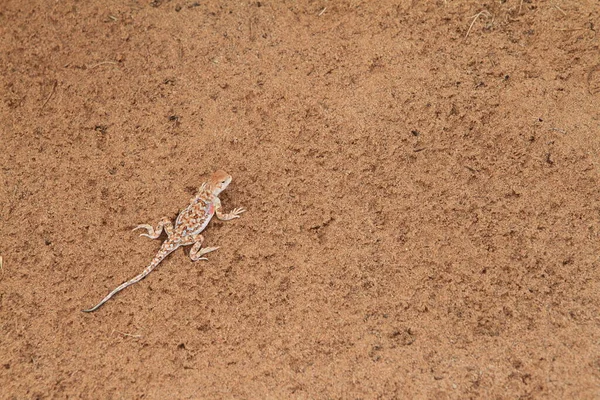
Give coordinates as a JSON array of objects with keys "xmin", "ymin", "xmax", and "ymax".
[{"xmin": 1, "ymin": 0, "xmax": 600, "ymax": 398}]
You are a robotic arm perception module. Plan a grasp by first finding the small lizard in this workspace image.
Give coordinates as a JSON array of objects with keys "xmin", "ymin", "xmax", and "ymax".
[{"xmin": 82, "ymin": 170, "xmax": 245, "ymax": 312}]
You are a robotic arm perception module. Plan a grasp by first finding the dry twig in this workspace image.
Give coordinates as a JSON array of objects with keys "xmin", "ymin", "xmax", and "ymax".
[
  {"xmin": 112, "ymin": 329, "xmax": 143, "ymax": 338},
  {"xmin": 89, "ymin": 61, "xmax": 118, "ymax": 69},
  {"xmin": 465, "ymin": 10, "xmax": 492, "ymax": 40},
  {"xmin": 40, "ymin": 81, "xmax": 57, "ymax": 111},
  {"xmin": 553, "ymin": 4, "xmax": 566, "ymax": 16}
]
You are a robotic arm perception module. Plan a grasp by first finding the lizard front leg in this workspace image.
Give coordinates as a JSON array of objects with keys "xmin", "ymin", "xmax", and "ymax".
[
  {"xmin": 184, "ymin": 234, "xmax": 219, "ymax": 261},
  {"xmin": 215, "ymin": 200, "xmax": 246, "ymax": 221},
  {"xmin": 133, "ymin": 216, "xmax": 174, "ymax": 239}
]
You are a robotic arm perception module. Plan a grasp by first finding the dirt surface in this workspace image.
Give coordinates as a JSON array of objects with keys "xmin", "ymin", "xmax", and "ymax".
[{"xmin": 1, "ymin": 0, "xmax": 600, "ymax": 398}]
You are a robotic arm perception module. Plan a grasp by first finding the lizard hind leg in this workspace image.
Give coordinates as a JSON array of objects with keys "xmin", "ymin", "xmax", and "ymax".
[
  {"xmin": 188, "ymin": 235, "xmax": 219, "ymax": 261},
  {"xmin": 133, "ymin": 217, "xmax": 174, "ymax": 239}
]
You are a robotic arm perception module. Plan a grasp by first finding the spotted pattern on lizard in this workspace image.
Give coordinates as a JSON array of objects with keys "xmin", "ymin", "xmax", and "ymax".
[{"xmin": 82, "ymin": 170, "xmax": 245, "ymax": 312}]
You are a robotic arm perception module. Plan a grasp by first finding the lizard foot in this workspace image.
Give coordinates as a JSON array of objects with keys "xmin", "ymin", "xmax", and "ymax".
[
  {"xmin": 218, "ymin": 207, "xmax": 246, "ymax": 221},
  {"xmin": 230, "ymin": 207, "xmax": 246, "ymax": 218},
  {"xmin": 132, "ymin": 224, "xmax": 154, "ymax": 238},
  {"xmin": 132, "ymin": 217, "xmax": 174, "ymax": 239},
  {"xmin": 190, "ymin": 246, "xmax": 219, "ymax": 261}
]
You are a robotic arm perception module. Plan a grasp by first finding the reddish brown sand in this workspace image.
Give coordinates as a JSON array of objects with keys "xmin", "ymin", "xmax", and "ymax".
[{"xmin": 2, "ymin": 0, "xmax": 600, "ymax": 398}]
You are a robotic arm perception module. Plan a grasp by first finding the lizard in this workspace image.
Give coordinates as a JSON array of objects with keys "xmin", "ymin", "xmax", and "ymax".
[{"xmin": 82, "ymin": 170, "xmax": 245, "ymax": 312}]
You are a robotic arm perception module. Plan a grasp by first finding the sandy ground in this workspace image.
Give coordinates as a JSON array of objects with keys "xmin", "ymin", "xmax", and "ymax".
[{"xmin": 2, "ymin": 0, "xmax": 600, "ymax": 398}]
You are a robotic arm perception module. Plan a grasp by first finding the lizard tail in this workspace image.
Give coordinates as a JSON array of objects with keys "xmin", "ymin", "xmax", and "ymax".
[{"xmin": 82, "ymin": 242, "xmax": 178, "ymax": 313}]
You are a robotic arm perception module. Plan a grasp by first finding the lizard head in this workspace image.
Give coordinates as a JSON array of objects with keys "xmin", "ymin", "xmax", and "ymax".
[{"xmin": 208, "ymin": 170, "xmax": 232, "ymax": 195}]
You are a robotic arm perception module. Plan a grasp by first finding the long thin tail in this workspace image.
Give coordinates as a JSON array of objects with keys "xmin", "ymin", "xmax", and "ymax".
[{"xmin": 82, "ymin": 242, "xmax": 178, "ymax": 313}]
